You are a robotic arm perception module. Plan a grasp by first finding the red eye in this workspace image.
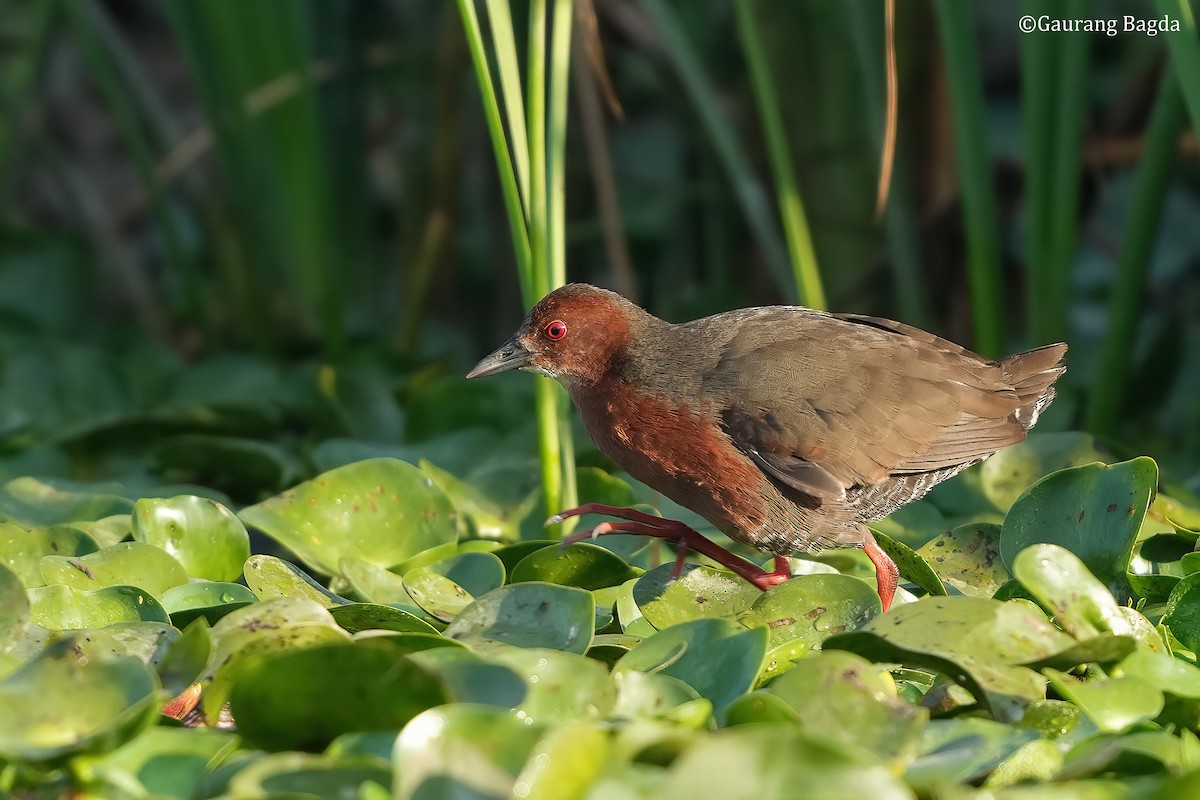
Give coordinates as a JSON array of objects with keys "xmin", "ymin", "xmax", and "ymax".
[{"xmin": 544, "ymin": 320, "xmax": 567, "ymax": 340}]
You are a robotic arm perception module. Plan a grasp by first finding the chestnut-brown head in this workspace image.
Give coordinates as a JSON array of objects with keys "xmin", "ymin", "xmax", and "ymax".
[{"xmin": 468, "ymin": 284, "xmax": 647, "ymax": 385}]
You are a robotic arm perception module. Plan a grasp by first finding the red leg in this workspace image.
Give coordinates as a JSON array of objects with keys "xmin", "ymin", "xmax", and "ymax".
[
  {"xmin": 862, "ymin": 532, "xmax": 898, "ymax": 612},
  {"xmin": 561, "ymin": 515, "xmax": 787, "ymax": 590},
  {"xmin": 549, "ymin": 503, "xmax": 670, "ymax": 528}
]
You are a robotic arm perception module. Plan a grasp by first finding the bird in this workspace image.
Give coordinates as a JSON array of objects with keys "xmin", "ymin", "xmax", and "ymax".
[{"xmin": 467, "ymin": 284, "xmax": 1066, "ymax": 611}]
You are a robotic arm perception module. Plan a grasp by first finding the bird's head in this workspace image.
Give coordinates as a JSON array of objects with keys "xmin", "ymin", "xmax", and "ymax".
[{"xmin": 467, "ymin": 284, "xmax": 644, "ymax": 385}]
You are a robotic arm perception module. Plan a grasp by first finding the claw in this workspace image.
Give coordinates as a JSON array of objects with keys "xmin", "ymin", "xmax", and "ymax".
[{"xmin": 545, "ymin": 513, "xmax": 566, "ymax": 527}]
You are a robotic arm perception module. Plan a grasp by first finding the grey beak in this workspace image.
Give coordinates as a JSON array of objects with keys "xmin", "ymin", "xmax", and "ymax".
[{"xmin": 467, "ymin": 336, "xmax": 532, "ymax": 379}]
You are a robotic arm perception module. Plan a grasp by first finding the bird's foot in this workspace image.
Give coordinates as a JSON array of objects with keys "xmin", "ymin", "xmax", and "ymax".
[
  {"xmin": 551, "ymin": 504, "xmax": 790, "ymax": 591},
  {"xmin": 861, "ymin": 531, "xmax": 898, "ymax": 612}
]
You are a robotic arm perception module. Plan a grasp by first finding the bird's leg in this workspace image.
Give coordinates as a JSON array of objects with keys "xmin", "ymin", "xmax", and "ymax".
[
  {"xmin": 555, "ymin": 509, "xmax": 788, "ymax": 590},
  {"xmin": 861, "ymin": 531, "xmax": 898, "ymax": 612}
]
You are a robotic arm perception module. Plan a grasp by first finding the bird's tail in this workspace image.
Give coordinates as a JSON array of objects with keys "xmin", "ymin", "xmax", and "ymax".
[{"xmin": 1002, "ymin": 343, "xmax": 1068, "ymax": 430}]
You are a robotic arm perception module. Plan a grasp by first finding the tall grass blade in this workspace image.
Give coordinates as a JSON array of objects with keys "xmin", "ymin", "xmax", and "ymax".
[
  {"xmin": 933, "ymin": 0, "xmax": 1003, "ymax": 356},
  {"xmin": 1019, "ymin": 0, "xmax": 1055, "ymax": 344},
  {"xmin": 733, "ymin": 0, "xmax": 825, "ymax": 310},
  {"xmin": 1044, "ymin": 0, "xmax": 1091, "ymax": 344},
  {"xmin": 1158, "ymin": 0, "xmax": 1200, "ymax": 137},
  {"xmin": 639, "ymin": 0, "xmax": 794, "ymax": 301},
  {"xmin": 484, "ymin": 0, "xmax": 531, "ymax": 214},
  {"xmin": 0, "ymin": 0, "xmax": 60, "ymax": 193},
  {"xmin": 1085, "ymin": 75, "xmax": 1186, "ymax": 436}
]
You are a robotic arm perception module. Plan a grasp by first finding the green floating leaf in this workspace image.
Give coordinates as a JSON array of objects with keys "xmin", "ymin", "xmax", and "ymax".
[
  {"xmin": 155, "ymin": 618, "xmax": 212, "ymax": 698},
  {"xmin": 330, "ymin": 603, "xmax": 440, "ymax": 635},
  {"xmin": 339, "ymin": 555, "xmax": 415, "ymax": 605},
  {"xmin": 1118, "ymin": 649, "xmax": 1200, "ymax": 698},
  {"xmin": 981, "ymin": 432, "xmax": 1111, "ymax": 510},
  {"xmin": 740, "ymin": 573, "xmax": 879, "ymax": 657},
  {"xmin": 132, "ymin": 495, "xmax": 250, "ymax": 582},
  {"xmin": 512, "ymin": 724, "xmax": 610, "ymax": 800},
  {"xmin": 825, "ymin": 597, "xmax": 1069, "ymax": 721},
  {"xmin": 905, "ymin": 718, "xmax": 1037, "ymax": 790},
  {"xmin": 415, "ymin": 551, "xmax": 506, "ymax": 599},
  {"xmin": 512, "ymin": 542, "xmax": 640, "ymax": 590},
  {"xmin": 444, "ymin": 582, "xmax": 594, "ymax": 653},
  {"xmin": 633, "ymin": 564, "xmax": 761, "ymax": 629},
  {"xmin": 159, "ymin": 581, "xmax": 257, "ymax": 627},
  {"xmin": 724, "ymin": 691, "xmax": 800, "ymax": 726},
  {"xmin": 484, "ymin": 646, "xmax": 617, "ymax": 726},
  {"xmin": 663, "ymin": 725, "xmax": 913, "ymax": 800},
  {"xmin": 917, "ymin": 522, "xmax": 1010, "ymax": 598},
  {"xmin": 86, "ymin": 515, "xmax": 133, "ymax": 548},
  {"xmin": 92, "ymin": 726, "xmax": 235, "ymax": 800},
  {"xmin": 1000, "ymin": 458, "xmax": 1158, "ymax": 596},
  {"xmin": 202, "ymin": 598, "xmax": 351, "ymax": 720},
  {"xmin": 1013, "ymin": 544, "xmax": 1138, "ymax": 642},
  {"xmin": 0, "ymin": 562, "xmax": 29, "ymax": 652},
  {"xmin": 231, "ymin": 641, "xmax": 451, "ymax": 751},
  {"xmin": 765, "ymin": 651, "xmax": 927, "ymax": 766},
  {"xmin": 394, "ymin": 705, "xmax": 542, "ymax": 800},
  {"xmin": 40, "ymin": 541, "xmax": 188, "ymax": 596},
  {"xmin": 871, "ymin": 501, "xmax": 947, "ymax": 549},
  {"xmin": 613, "ymin": 669, "xmax": 702, "ymax": 720},
  {"xmin": 1044, "ymin": 670, "xmax": 1163, "ymax": 733},
  {"xmin": 420, "ymin": 459, "xmax": 524, "ymax": 542},
  {"xmin": 0, "ymin": 522, "xmax": 98, "ymax": 588},
  {"xmin": 492, "ymin": 540, "xmax": 561, "ymax": 576},
  {"xmin": 0, "ymin": 638, "xmax": 159, "ymax": 763},
  {"xmin": 239, "ymin": 458, "xmax": 459, "ymax": 577},
  {"xmin": 868, "ymin": 528, "xmax": 947, "ymax": 597},
  {"xmin": 409, "ymin": 648, "xmax": 526, "ymax": 708},
  {"xmin": 243, "ymin": 554, "xmax": 349, "ymax": 607},
  {"xmin": 403, "ymin": 568, "xmax": 475, "ymax": 623},
  {"xmin": 152, "ymin": 434, "xmax": 302, "ymax": 496},
  {"xmin": 28, "ymin": 584, "xmax": 170, "ymax": 630},
  {"xmin": 615, "ymin": 618, "xmax": 767, "ymax": 717},
  {"xmin": 1163, "ymin": 573, "xmax": 1200, "ymax": 654},
  {"xmin": 228, "ymin": 752, "xmax": 392, "ymax": 800},
  {"xmin": 0, "ymin": 476, "xmax": 134, "ymax": 526}
]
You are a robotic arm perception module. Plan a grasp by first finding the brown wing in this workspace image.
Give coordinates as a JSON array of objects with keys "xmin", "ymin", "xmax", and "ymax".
[{"xmin": 701, "ymin": 309, "xmax": 1065, "ymax": 496}]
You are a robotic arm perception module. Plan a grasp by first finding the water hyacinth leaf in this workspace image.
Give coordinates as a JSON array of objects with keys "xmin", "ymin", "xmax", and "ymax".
[
  {"xmin": 1018, "ymin": 699, "xmax": 1088, "ymax": 739},
  {"xmin": 868, "ymin": 528, "xmax": 947, "ymax": 597},
  {"xmin": 228, "ymin": 752, "xmax": 392, "ymax": 800},
  {"xmin": 511, "ymin": 724, "xmax": 610, "ymax": 800},
  {"xmin": 419, "ymin": 551, "xmax": 506, "ymax": 598},
  {"xmin": 0, "ymin": 562, "xmax": 29, "ymax": 651},
  {"xmin": 917, "ymin": 522, "xmax": 1010, "ymax": 598},
  {"xmin": 159, "ymin": 581, "xmax": 257, "ymax": 627},
  {"xmin": 765, "ymin": 651, "xmax": 927, "ymax": 765},
  {"xmin": 419, "ymin": 459, "xmax": 521, "ymax": 541},
  {"xmin": 238, "ymin": 458, "xmax": 459, "ymax": 577},
  {"xmin": 1118, "ymin": 649, "xmax": 1200, "ymax": 698},
  {"xmin": 1126, "ymin": 572, "xmax": 1181, "ymax": 603},
  {"xmin": 243, "ymin": 554, "xmax": 350, "ymax": 607},
  {"xmin": 152, "ymin": 434, "xmax": 302, "ymax": 495},
  {"xmin": 0, "ymin": 476, "xmax": 134, "ymax": 526},
  {"xmin": 483, "ymin": 646, "xmax": 617, "ymax": 726},
  {"xmin": 824, "ymin": 597, "xmax": 1067, "ymax": 720},
  {"xmin": 740, "ymin": 573, "xmax": 879, "ymax": 654},
  {"xmin": 1044, "ymin": 670, "xmax": 1164, "ymax": 733},
  {"xmin": 663, "ymin": 725, "xmax": 913, "ymax": 800},
  {"xmin": 230, "ymin": 641, "xmax": 451, "ymax": 751},
  {"xmin": 443, "ymin": 582, "xmax": 595, "ymax": 653},
  {"xmin": 339, "ymin": 556, "xmax": 414, "ymax": 605},
  {"xmin": 1013, "ymin": 544, "xmax": 1134, "ymax": 640},
  {"xmin": 410, "ymin": 651, "xmax": 526, "ymax": 708},
  {"xmin": 0, "ymin": 522, "xmax": 98, "ymax": 587},
  {"xmin": 905, "ymin": 718, "xmax": 1038, "ymax": 789},
  {"xmin": 1000, "ymin": 458, "xmax": 1158, "ymax": 595},
  {"xmin": 202, "ymin": 597, "xmax": 350, "ymax": 719},
  {"xmin": 132, "ymin": 495, "xmax": 251, "ymax": 582},
  {"xmin": 613, "ymin": 668, "xmax": 703, "ymax": 720},
  {"xmin": 1162, "ymin": 573, "xmax": 1200, "ymax": 654},
  {"xmin": 0, "ymin": 638, "xmax": 159, "ymax": 763},
  {"xmin": 72, "ymin": 622, "xmax": 178, "ymax": 669},
  {"xmin": 491, "ymin": 540, "xmax": 561, "ymax": 575},
  {"xmin": 91, "ymin": 726, "xmax": 235, "ymax": 800},
  {"xmin": 155, "ymin": 618, "xmax": 213, "ymax": 697},
  {"xmin": 394, "ymin": 705, "xmax": 543, "ymax": 800},
  {"xmin": 40, "ymin": 541, "xmax": 188, "ymax": 597},
  {"xmin": 512, "ymin": 542, "xmax": 640, "ymax": 589},
  {"xmin": 329, "ymin": 603, "xmax": 440, "ymax": 635},
  {"xmin": 615, "ymin": 618, "xmax": 768, "ymax": 717},
  {"xmin": 724, "ymin": 691, "xmax": 801, "ymax": 726},
  {"xmin": 871, "ymin": 501, "xmax": 947, "ymax": 549},
  {"xmin": 633, "ymin": 564, "xmax": 761, "ymax": 628},
  {"xmin": 403, "ymin": 567, "xmax": 475, "ymax": 622},
  {"xmin": 86, "ymin": 515, "xmax": 133, "ymax": 548},
  {"xmin": 28, "ymin": 584, "xmax": 170, "ymax": 630},
  {"xmin": 980, "ymin": 432, "xmax": 1111, "ymax": 510}
]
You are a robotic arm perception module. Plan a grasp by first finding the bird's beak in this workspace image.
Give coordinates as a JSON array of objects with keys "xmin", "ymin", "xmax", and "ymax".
[{"xmin": 467, "ymin": 336, "xmax": 532, "ymax": 379}]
